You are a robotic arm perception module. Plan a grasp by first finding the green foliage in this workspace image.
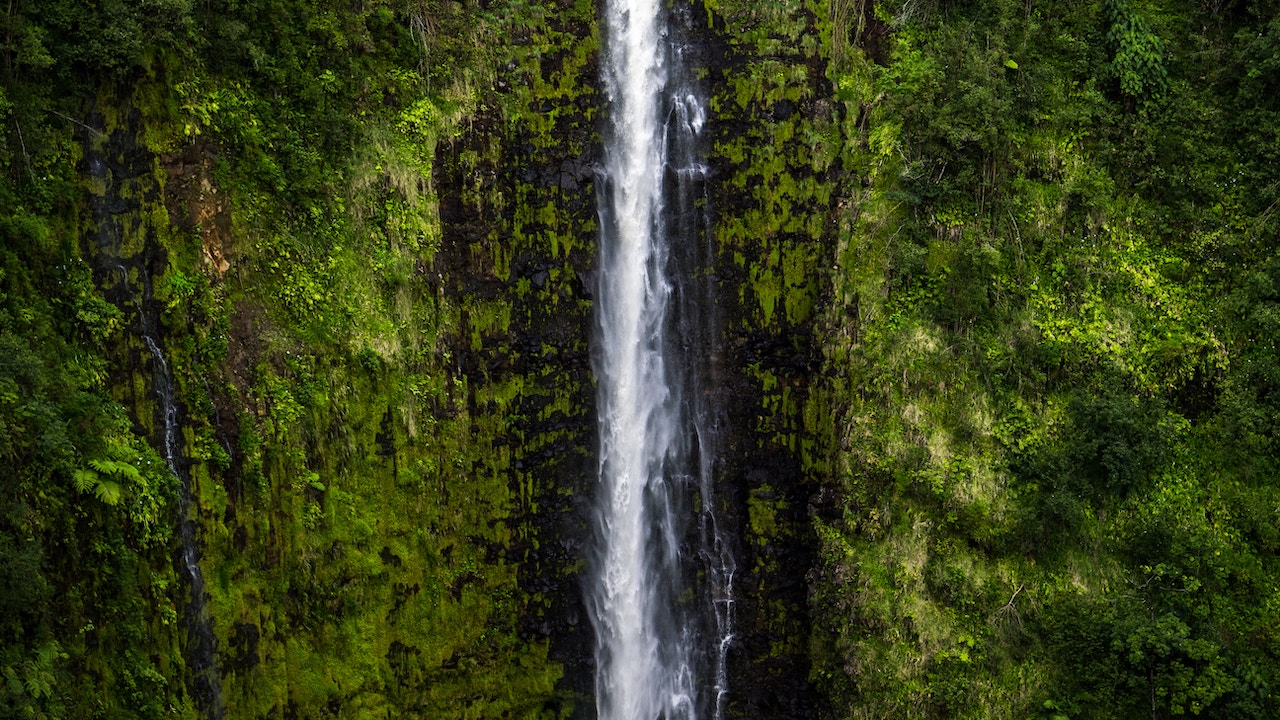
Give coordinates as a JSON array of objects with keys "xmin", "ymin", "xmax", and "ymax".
[
  {"xmin": 812, "ymin": 0, "xmax": 1280, "ymax": 717},
  {"xmin": 1106, "ymin": 0, "xmax": 1167, "ymax": 101},
  {"xmin": 4, "ymin": 0, "xmax": 1277, "ymax": 718},
  {"xmin": 2, "ymin": 0, "xmax": 574, "ymax": 715},
  {"xmin": 0, "ymin": 140, "xmax": 190, "ymax": 715},
  {"xmin": 9, "ymin": 0, "xmax": 194, "ymax": 80}
]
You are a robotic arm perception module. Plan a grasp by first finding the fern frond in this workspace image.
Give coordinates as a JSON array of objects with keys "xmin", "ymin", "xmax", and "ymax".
[
  {"xmin": 3, "ymin": 666, "xmax": 22, "ymax": 696},
  {"xmin": 89, "ymin": 459, "xmax": 143, "ymax": 483},
  {"xmin": 72, "ymin": 469, "xmax": 98, "ymax": 494},
  {"xmin": 94, "ymin": 480, "xmax": 122, "ymax": 506}
]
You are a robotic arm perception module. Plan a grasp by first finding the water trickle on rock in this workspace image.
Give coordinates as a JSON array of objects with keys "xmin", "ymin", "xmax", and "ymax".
[
  {"xmin": 116, "ymin": 264, "xmax": 225, "ymax": 720},
  {"xmin": 85, "ymin": 121, "xmax": 224, "ymax": 719}
]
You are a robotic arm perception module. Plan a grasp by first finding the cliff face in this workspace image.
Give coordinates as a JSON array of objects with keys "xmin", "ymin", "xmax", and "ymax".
[
  {"xmin": 0, "ymin": 0, "xmax": 837, "ymax": 717},
  {"xmin": 4, "ymin": 0, "xmax": 1280, "ymax": 718},
  {"xmin": 429, "ymin": 1, "xmax": 839, "ymax": 714}
]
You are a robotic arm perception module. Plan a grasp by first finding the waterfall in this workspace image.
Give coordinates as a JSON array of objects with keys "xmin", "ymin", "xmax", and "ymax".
[
  {"xmin": 115, "ymin": 265, "xmax": 226, "ymax": 720},
  {"xmin": 589, "ymin": 1, "xmax": 734, "ymax": 719},
  {"xmin": 83, "ymin": 111, "xmax": 224, "ymax": 718}
]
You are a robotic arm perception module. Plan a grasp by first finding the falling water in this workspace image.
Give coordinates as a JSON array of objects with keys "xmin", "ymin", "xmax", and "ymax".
[
  {"xmin": 589, "ymin": 1, "xmax": 734, "ymax": 719},
  {"xmin": 83, "ymin": 113, "xmax": 224, "ymax": 718},
  {"xmin": 115, "ymin": 265, "xmax": 225, "ymax": 720}
]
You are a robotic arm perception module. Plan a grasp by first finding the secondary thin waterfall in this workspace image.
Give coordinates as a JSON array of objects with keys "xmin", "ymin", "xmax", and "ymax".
[
  {"xmin": 85, "ymin": 119, "xmax": 224, "ymax": 719},
  {"xmin": 115, "ymin": 264, "xmax": 225, "ymax": 720},
  {"xmin": 589, "ymin": 1, "xmax": 734, "ymax": 719}
]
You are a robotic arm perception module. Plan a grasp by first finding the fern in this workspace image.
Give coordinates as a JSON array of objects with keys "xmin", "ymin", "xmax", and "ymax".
[
  {"xmin": 22, "ymin": 661, "xmax": 53, "ymax": 699},
  {"xmin": 2, "ymin": 666, "xmax": 22, "ymax": 696},
  {"xmin": 88, "ymin": 458, "xmax": 144, "ymax": 483},
  {"xmin": 34, "ymin": 641, "xmax": 65, "ymax": 667},
  {"xmin": 72, "ymin": 468, "xmax": 97, "ymax": 493},
  {"xmin": 74, "ymin": 462, "xmax": 134, "ymax": 505},
  {"xmin": 94, "ymin": 480, "xmax": 123, "ymax": 506}
]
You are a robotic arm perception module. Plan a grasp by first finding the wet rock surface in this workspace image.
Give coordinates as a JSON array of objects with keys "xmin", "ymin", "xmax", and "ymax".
[{"xmin": 429, "ymin": 2, "xmax": 831, "ymax": 717}]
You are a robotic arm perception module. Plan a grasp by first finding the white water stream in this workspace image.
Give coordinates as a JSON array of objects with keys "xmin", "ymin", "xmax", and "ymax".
[
  {"xmin": 589, "ymin": 2, "xmax": 733, "ymax": 719},
  {"xmin": 114, "ymin": 263, "xmax": 224, "ymax": 720}
]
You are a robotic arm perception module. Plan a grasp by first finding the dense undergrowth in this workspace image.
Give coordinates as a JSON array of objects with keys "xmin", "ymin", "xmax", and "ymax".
[
  {"xmin": 810, "ymin": 0, "xmax": 1280, "ymax": 717},
  {"xmin": 1, "ymin": 0, "xmax": 572, "ymax": 717}
]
